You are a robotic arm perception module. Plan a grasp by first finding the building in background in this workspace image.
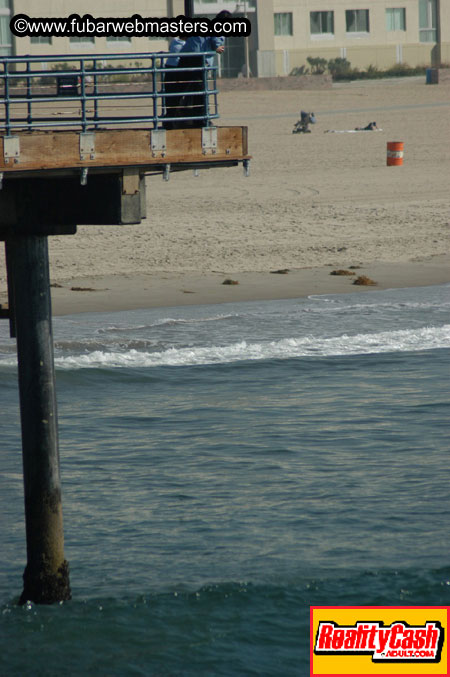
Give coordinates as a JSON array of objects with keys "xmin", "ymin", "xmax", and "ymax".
[
  {"xmin": 0, "ymin": 0, "xmax": 13, "ymax": 55},
  {"xmin": 1, "ymin": 1, "xmax": 449, "ymax": 77},
  {"xmin": 8, "ymin": 1, "xmax": 177, "ymax": 58},
  {"xmin": 254, "ymin": 0, "xmax": 449, "ymax": 77}
]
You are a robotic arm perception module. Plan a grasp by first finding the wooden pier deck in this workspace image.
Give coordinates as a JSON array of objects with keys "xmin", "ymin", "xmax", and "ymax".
[{"xmin": 0, "ymin": 125, "xmax": 249, "ymax": 177}]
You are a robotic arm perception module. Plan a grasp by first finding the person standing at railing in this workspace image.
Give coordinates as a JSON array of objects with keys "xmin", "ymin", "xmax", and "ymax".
[
  {"xmin": 176, "ymin": 10, "xmax": 231, "ymax": 127},
  {"xmin": 162, "ymin": 35, "xmax": 186, "ymax": 129}
]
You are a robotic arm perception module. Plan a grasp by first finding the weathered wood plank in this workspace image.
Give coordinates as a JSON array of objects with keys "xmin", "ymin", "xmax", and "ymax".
[{"xmin": 0, "ymin": 127, "xmax": 249, "ymax": 173}]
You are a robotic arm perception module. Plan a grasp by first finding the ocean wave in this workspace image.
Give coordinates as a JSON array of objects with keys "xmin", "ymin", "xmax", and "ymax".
[
  {"xmin": 0, "ymin": 324, "xmax": 445, "ymax": 370},
  {"xmin": 95, "ymin": 313, "xmax": 240, "ymax": 334},
  {"xmin": 54, "ymin": 338, "xmax": 164, "ymax": 352},
  {"xmin": 303, "ymin": 299, "xmax": 450, "ymax": 314}
]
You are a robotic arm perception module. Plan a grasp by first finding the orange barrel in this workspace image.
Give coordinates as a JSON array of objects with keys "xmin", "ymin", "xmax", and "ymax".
[{"xmin": 387, "ymin": 141, "xmax": 404, "ymax": 166}]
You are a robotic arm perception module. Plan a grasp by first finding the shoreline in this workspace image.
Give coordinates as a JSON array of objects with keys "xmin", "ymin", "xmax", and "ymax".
[
  {"xmin": 1, "ymin": 80, "xmax": 449, "ymax": 317},
  {"xmin": 19, "ymin": 255, "xmax": 449, "ymax": 316}
]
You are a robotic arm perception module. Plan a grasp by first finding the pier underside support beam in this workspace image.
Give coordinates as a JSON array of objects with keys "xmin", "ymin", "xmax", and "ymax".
[{"xmin": 6, "ymin": 236, "xmax": 71, "ymax": 605}]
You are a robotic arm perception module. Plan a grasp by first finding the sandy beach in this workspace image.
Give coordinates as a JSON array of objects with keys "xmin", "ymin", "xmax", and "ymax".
[{"xmin": 1, "ymin": 75, "xmax": 449, "ymax": 315}]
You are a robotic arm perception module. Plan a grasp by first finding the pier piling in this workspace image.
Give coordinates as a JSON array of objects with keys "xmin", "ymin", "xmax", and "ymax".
[
  {"xmin": 0, "ymin": 50, "xmax": 249, "ymax": 603},
  {"xmin": 6, "ymin": 236, "xmax": 71, "ymax": 604}
]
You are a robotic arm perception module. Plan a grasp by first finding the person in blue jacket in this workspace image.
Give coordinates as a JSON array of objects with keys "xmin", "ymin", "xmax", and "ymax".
[
  {"xmin": 163, "ymin": 36, "xmax": 186, "ymax": 127},
  {"xmin": 176, "ymin": 10, "xmax": 231, "ymax": 127}
]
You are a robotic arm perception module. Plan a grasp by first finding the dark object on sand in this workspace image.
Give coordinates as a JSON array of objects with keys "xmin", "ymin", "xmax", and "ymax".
[
  {"xmin": 270, "ymin": 269, "xmax": 290, "ymax": 274},
  {"xmin": 353, "ymin": 275, "xmax": 377, "ymax": 286},
  {"xmin": 293, "ymin": 111, "xmax": 316, "ymax": 134},
  {"xmin": 330, "ymin": 269, "xmax": 355, "ymax": 276},
  {"xmin": 355, "ymin": 121, "xmax": 378, "ymax": 131},
  {"xmin": 222, "ymin": 279, "xmax": 239, "ymax": 285}
]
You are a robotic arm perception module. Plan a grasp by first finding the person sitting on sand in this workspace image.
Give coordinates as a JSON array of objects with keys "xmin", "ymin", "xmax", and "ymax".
[{"xmin": 293, "ymin": 111, "xmax": 316, "ymax": 134}]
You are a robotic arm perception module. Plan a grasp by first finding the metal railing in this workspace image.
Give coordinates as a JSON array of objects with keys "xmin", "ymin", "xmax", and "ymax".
[{"xmin": 0, "ymin": 52, "xmax": 220, "ymax": 134}]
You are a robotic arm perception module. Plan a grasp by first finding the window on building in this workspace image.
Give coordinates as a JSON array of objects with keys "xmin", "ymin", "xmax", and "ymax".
[
  {"xmin": 70, "ymin": 36, "xmax": 95, "ymax": 45},
  {"xmin": 107, "ymin": 36, "xmax": 132, "ymax": 44},
  {"xmin": 0, "ymin": 0, "xmax": 12, "ymax": 56},
  {"xmin": 274, "ymin": 13, "xmax": 293, "ymax": 36},
  {"xmin": 419, "ymin": 0, "xmax": 437, "ymax": 42},
  {"xmin": 345, "ymin": 9, "xmax": 370, "ymax": 33},
  {"xmin": 386, "ymin": 8, "xmax": 406, "ymax": 31},
  {"xmin": 195, "ymin": 0, "xmax": 256, "ymax": 8},
  {"xmin": 310, "ymin": 11, "xmax": 334, "ymax": 36},
  {"xmin": 31, "ymin": 36, "xmax": 53, "ymax": 45}
]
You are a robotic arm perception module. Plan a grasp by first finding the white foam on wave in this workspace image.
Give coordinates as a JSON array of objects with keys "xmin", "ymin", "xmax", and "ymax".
[
  {"xmin": 1, "ymin": 324, "xmax": 449, "ymax": 370},
  {"xmin": 47, "ymin": 323, "xmax": 450, "ymax": 369}
]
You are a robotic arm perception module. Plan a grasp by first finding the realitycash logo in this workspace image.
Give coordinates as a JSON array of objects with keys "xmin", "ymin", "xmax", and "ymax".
[
  {"xmin": 310, "ymin": 606, "xmax": 449, "ymax": 676},
  {"xmin": 315, "ymin": 620, "xmax": 443, "ymax": 661}
]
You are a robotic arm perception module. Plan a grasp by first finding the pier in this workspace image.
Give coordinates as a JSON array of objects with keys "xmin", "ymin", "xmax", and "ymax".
[{"xmin": 0, "ymin": 50, "xmax": 249, "ymax": 603}]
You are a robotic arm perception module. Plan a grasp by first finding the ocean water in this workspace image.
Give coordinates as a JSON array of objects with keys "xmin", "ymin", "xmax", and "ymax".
[{"xmin": 1, "ymin": 283, "xmax": 450, "ymax": 676}]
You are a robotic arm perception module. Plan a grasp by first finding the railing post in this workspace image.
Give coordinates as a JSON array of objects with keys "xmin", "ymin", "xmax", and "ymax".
[
  {"xmin": 152, "ymin": 55, "xmax": 158, "ymax": 127},
  {"xmin": 4, "ymin": 60, "xmax": 10, "ymax": 135},
  {"xmin": 80, "ymin": 58, "xmax": 86, "ymax": 132},
  {"xmin": 204, "ymin": 54, "xmax": 213, "ymax": 127},
  {"xmin": 26, "ymin": 60, "xmax": 32, "ymax": 129},
  {"xmin": 6, "ymin": 235, "xmax": 71, "ymax": 605},
  {"xmin": 93, "ymin": 59, "xmax": 99, "ymax": 128},
  {"xmin": 184, "ymin": 0, "xmax": 194, "ymax": 16}
]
